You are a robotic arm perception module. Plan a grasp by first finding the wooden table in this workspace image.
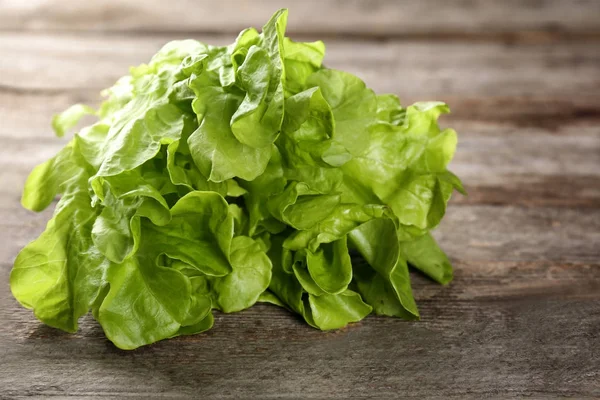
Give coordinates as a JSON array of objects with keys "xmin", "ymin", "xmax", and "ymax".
[{"xmin": 1, "ymin": 1, "xmax": 599, "ymax": 398}]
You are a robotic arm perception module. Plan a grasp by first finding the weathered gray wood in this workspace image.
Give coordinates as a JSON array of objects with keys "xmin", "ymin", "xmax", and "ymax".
[
  {"xmin": 449, "ymin": 123, "xmax": 600, "ymax": 208},
  {"xmin": 1, "ymin": 33, "xmax": 599, "ymax": 143},
  {"xmin": 436, "ymin": 206, "xmax": 600, "ymax": 263},
  {"xmin": 1, "ymin": 0, "xmax": 599, "ymax": 37},
  {"xmin": 3, "ymin": 202, "xmax": 600, "ymax": 270},
  {"xmin": 2, "ymin": 122, "xmax": 599, "ymax": 212},
  {"xmin": 453, "ymin": 175, "xmax": 600, "ymax": 208},
  {"xmin": 4, "ymin": 186, "xmax": 598, "ymax": 398},
  {"xmin": 1, "ymin": 33, "xmax": 599, "ymax": 98},
  {"xmin": 1, "ymin": 260, "xmax": 599, "ymax": 399},
  {"xmin": 4, "ymin": 91, "xmax": 599, "ymax": 142},
  {"xmin": 2, "ymin": 33, "xmax": 598, "ymax": 211},
  {"xmin": 1, "ymin": 1, "xmax": 599, "ymax": 397}
]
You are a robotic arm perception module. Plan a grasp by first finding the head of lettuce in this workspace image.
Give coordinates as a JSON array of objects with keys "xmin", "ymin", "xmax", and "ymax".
[{"xmin": 11, "ymin": 9, "xmax": 464, "ymax": 350}]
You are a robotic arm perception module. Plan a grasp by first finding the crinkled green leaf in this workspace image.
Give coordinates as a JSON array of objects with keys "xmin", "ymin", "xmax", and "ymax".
[
  {"xmin": 180, "ymin": 276, "xmax": 213, "ymax": 327},
  {"xmin": 305, "ymin": 237, "xmax": 352, "ymax": 295},
  {"xmin": 93, "ymin": 191, "xmax": 232, "ymax": 349},
  {"xmin": 149, "ymin": 40, "xmax": 208, "ymax": 71},
  {"xmin": 239, "ymin": 146, "xmax": 286, "ymax": 236},
  {"xmin": 165, "ymin": 114, "xmax": 228, "ymax": 195},
  {"xmin": 375, "ymin": 94, "xmax": 405, "ymax": 126},
  {"xmin": 404, "ymin": 101, "xmax": 449, "ymax": 137},
  {"xmin": 74, "ymin": 123, "xmax": 110, "ymax": 171},
  {"xmin": 257, "ymin": 290, "xmax": 285, "ymax": 308},
  {"xmin": 11, "ymin": 170, "xmax": 108, "ymax": 332},
  {"xmin": 284, "ymin": 203, "xmax": 388, "ymax": 252},
  {"xmin": 267, "ymin": 235, "xmax": 306, "ymax": 316},
  {"xmin": 177, "ymin": 312, "xmax": 214, "ymax": 336},
  {"xmin": 279, "ymin": 87, "xmax": 343, "ymax": 192},
  {"xmin": 96, "ymin": 103, "xmax": 185, "ymax": 178},
  {"xmin": 52, "ymin": 104, "xmax": 96, "ymax": 137},
  {"xmin": 267, "ymin": 235, "xmax": 368, "ymax": 329},
  {"xmin": 21, "ymin": 143, "xmax": 79, "ymax": 212},
  {"xmin": 187, "ymin": 11, "xmax": 289, "ymax": 181},
  {"xmin": 282, "ymin": 38, "xmax": 325, "ymax": 96},
  {"xmin": 230, "ymin": 9, "xmax": 286, "ymax": 148},
  {"xmin": 349, "ymin": 218, "xmax": 419, "ymax": 319},
  {"xmin": 91, "ymin": 177, "xmax": 171, "ymax": 263},
  {"xmin": 209, "ymin": 236, "xmax": 272, "ymax": 313},
  {"xmin": 292, "ymin": 259, "xmax": 325, "ymax": 296},
  {"xmin": 267, "ymin": 181, "xmax": 340, "ymax": 230},
  {"xmin": 188, "ymin": 74, "xmax": 271, "ymax": 181},
  {"xmin": 400, "ymin": 233, "xmax": 453, "ymax": 285},
  {"xmin": 307, "ymin": 290, "xmax": 372, "ymax": 330},
  {"xmin": 341, "ymin": 101, "xmax": 461, "ymax": 237},
  {"xmin": 95, "ymin": 256, "xmax": 192, "ymax": 350},
  {"xmin": 306, "ymin": 69, "xmax": 376, "ymax": 160},
  {"xmin": 144, "ymin": 191, "xmax": 234, "ymax": 277}
]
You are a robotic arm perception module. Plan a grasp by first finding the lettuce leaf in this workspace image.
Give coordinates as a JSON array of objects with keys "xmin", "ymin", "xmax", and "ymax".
[{"xmin": 11, "ymin": 8, "xmax": 464, "ymax": 349}]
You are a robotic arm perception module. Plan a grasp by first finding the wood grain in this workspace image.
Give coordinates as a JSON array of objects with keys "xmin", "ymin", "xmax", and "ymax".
[
  {"xmin": 2, "ymin": 33, "xmax": 599, "ymax": 98},
  {"xmin": 1, "ymin": 0, "xmax": 599, "ymax": 38},
  {"xmin": 3, "ymin": 201, "xmax": 599, "ymax": 270},
  {"xmin": 1, "ymin": 33, "xmax": 598, "ymax": 140},
  {"xmin": 1, "ymin": 260, "xmax": 599, "ymax": 399},
  {"xmin": 2, "ymin": 33, "xmax": 598, "ymax": 211},
  {"xmin": 2, "ymin": 122, "xmax": 599, "ymax": 212},
  {"xmin": 1, "ymin": 1, "xmax": 599, "ymax": 398}
]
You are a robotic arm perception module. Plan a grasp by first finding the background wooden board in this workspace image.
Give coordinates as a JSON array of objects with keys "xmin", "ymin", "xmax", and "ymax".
[
  {"xmin": 0, "ymin": 1, "xmax": 599, "ymax": 398},
  {"xmin": 1, "ymin": 0, "xmax": 599, "ymax": 38}
]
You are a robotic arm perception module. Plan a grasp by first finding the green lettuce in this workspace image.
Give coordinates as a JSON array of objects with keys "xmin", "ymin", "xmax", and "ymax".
[{"xmin": 10, "ymin": 9, "xmax": 463, "ymax": 349}]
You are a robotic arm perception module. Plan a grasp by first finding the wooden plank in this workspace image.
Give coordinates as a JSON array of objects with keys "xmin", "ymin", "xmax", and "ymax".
[
  {"xmin": 2, "ymin": 119, "xmax": 599, "ymax": 210},
  {"xmin": 1, "ymin": 33, "xmax": 599, "ymax": 98},
  {"xmin": 454, "ymin": 175, "xmax": 600, "ymax": 208},
  {"xmin": 4, "ymin": 143, "xmax": 598, "ymax": 396},
  {"xmin": 449, "ymin": 123, "xmax": 600, "ymax": 208},
  {"xmin": 436, "ymin": 205, "xmax": 600, "ymax": 263},
  {"xmin": 1, "ymin": 260, "xmax": 598, "ymax": 399},
  {"xmin": 3, "ymin": 90, "xmax": 599, "ymax": 142},
  {"xmin": 1, "ymin": 33, "xmax": 599, "ymax": 140},
  {"xmin": 0, "ymin": 0, "xmax": 599, "ymax": 37},
  {"xmin": 3, "ymin": 202, "xmax": 600, "ymax": 268}
]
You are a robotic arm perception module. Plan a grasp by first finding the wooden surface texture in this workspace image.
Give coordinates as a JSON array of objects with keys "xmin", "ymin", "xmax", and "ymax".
[{"xmin": 0, "ymin": 1, "xmax": 598, "ymax": 398}]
